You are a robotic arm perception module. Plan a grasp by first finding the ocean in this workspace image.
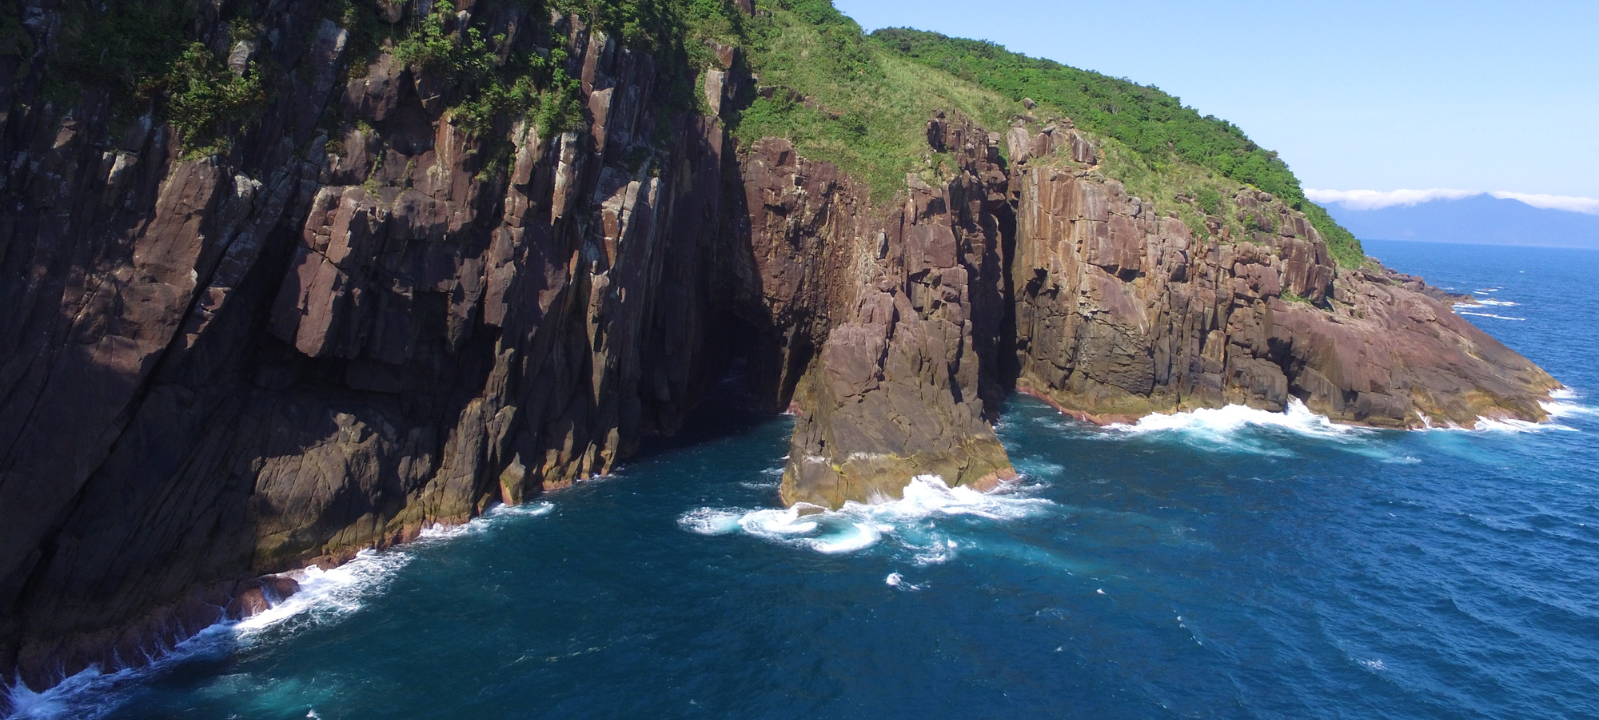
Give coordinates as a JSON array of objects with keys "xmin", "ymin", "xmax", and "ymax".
[{"xmin": 9, "ymin": 240, "xmax": 1599, "ymax": 719}]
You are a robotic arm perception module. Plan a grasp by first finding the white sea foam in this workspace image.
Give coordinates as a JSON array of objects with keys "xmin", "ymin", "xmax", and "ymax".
[
  {"xmin": 238, "ymin": 549, "xmax": 413, "ymax": 636},
  {"xmin": 1090, "ymin": 400, "xmax": 1411, "ymax": 459},
  {"xmin": 1424, "ymin": 387, "xmax": 1590, "ymax": 433},
  {"xmin": 885, "ymin": 573, "xmax": 924, "ymax": 590},
  {"xmin": 1457, "ymin": 311, "xmax": 1526, "ymax": 321},
  {"xmin": 1540, "ymin": 388, "xmax": 1594, "ymax": 422},
  {"xmin": 678, "ymin": 475, "xmax": 1055, "ymax": 557},
  {"xmin": 1542, "ymin": 401, "xmax": 1596, "ymax": 420},
  {"xmin": 3, "ymin": 547, "xmax": 415, "ymax": 719},
  {"xmin": 1109, "ymin": 399, "xmax": 1364, "ymax": 440},
  {"xmin": 4, "ymin": 502, "xmax": 557, "ymax": 719},
  {"xmin": 1013, "ymin": 458, "xmax": 1066, "ymax": 479},
  {"xmin": 1469, "ymin": 416, "xmax": 1578, "ymax": 433},
  {"xmin": 1419, "ymin": 411, "xmax": 1578, "ymax": 434},
  {"xmin": 736, "ymin": 467, "xmax": 785, "ymax": 491},
  {"xmin": 413, "ymin": 503, "xmax": 555, "ymax": 543}
]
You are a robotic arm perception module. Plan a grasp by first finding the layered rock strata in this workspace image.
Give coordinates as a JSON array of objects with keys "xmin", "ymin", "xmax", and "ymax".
[
  {"xmin": 0, "ymin": 0, "xmax": 753, "ymax": 695},
  {"xmin": 1003, "ymin": 125, "xmax": 1558, "ymax": 426},
  {"xmin": 748, "ymin": 115, "xmax": 1017, "ymax": 508},
  {"xmin": 0, "ymin": 0, "xmax": 1559, "ymax": 703}
]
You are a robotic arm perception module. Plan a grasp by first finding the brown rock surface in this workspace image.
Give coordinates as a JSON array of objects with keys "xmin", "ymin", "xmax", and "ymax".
[
  {"xmin": 1008, "ymin": 159, "xmax": 1558, "ymax": 427},
  {"xmin": 742, "ymin": 115, "xmax": 1018, "ymax": 507},
  {"xmin": 0, "ymin": 0, "xmax": 1559, "ymax": 702},
  {"xmin": 0, "ymin": 1, "xmax": 743, "ymax": 693}
]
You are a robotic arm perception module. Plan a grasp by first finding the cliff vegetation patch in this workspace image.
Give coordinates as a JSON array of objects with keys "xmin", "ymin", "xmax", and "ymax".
[
  {"xmin": 729, "ymin": 0, "xmax": 1013, "ymax": 201},
  {"xmin": 871, "ymin": 28, "xmax": 1365, "ymax": 267},
  {"xmin": 47, "ymin": 0, "xmax": 263, "ymax": 155}
]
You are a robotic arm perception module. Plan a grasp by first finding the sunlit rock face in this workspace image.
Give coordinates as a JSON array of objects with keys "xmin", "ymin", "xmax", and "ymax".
[
  {"xmin": 0, "ymin": 0, "xmax": 1555, "ymax": 699},
  {"xmin": 1003, "ymin": 131, "xmax": 1557, "ymax": 427}
]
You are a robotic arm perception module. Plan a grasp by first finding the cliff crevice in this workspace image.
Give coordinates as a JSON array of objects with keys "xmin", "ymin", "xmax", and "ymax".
[{"xmin": 0, "ymin": 0, "xmax": 1560, "ymax": 705}]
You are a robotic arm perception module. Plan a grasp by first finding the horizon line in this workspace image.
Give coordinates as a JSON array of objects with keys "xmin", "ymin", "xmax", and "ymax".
[{"xmin": 1307, "ymin": 188, "xmax": 1599, "ymax": 215}]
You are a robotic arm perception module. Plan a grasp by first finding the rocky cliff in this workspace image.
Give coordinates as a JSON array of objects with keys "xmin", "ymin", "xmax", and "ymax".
[
  {"xmin": 0, "ymin": 0, "xmax": 1559, "ymax": 704},
  {"xmin": 1001, "ymin": 125, "xmax": 1557, "ymax": 427}
]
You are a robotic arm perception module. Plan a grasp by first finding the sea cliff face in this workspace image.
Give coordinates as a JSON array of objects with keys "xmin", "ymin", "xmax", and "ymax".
[
  {"xmin": 1002, "ymin": 127, "xmax": 1557, "ymax": 427},
  {"xmin": 0, "ymin": 0, "xmax": 1558, "ymax": 703},
  {"xmin": 0, "ymin": 0, "xmax": 750, "ymax": 694}
]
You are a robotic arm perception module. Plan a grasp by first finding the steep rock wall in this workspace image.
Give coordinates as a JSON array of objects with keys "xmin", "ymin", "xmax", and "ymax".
[
  {"xmin": 752, "ymin": 114, "xmax": 1016, "ymax": 508},
  {"xmin": 1005, "ymin": 125, "xmax": 1558, "ymax": 427},
  {"xmin": 0, "ymin": 0, "xmax": 751, "ymax": 694},
  {"xmin": 0, "ymin": 0, "xmax": 1561, "ymax": 704}
]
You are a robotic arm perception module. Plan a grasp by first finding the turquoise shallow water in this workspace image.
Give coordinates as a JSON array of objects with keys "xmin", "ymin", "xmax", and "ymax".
[{"xmin": 10, "ymin": 241, "xmax": 1599, "ymax": 719}]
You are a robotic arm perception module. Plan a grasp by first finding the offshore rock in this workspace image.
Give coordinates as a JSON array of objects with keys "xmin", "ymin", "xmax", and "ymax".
[
  {"xmin": 1007, "ymin": 152, "xmax": 1558, "ymax": 427},
  {"xmin": 225, "ymin": 575, "xmax": 302, "ymax": 620},
  {"xmin": 0, "ymin": 0, "xmax": 1559, "ymax": 701},
  {"xmin": 748, "ymin": 118, "xmax": 1017, "ymax": 507}
]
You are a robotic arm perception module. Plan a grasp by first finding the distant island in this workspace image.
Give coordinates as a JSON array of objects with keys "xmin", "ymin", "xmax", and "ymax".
[
  {"xmin": 1314, "ymin": 192, "xmax": 1599, "ymax": 249},
  {"xmin": 0, "ymin": 0, "xmax": 1561, "ymax": 705}
]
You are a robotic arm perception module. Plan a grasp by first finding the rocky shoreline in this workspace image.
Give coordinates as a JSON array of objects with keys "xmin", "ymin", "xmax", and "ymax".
[{"xmin": 0, "ymin": 0, "xmax": 1558, "ymax": 703}]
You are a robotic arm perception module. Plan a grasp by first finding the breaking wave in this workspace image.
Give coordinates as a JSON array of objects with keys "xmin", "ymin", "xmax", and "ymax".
[
  {"xmin": 2, "ymin": 550, "xmax": 411, "ymax": 720},
  {"xmin": 678, "ymin": 475, "xmax": 1056, "ymax": 562},
  {"xmin": 1468, "ymin": 417, "xmax": 1577, "ymax": 433},
  {"xmin": 1542, "ymin": 388, "xmax": 1595, "ymax": 421},
  {"xmin": 3, "ymin": 503, "xmax": 556, "ymax": 719},
  {"xmin": 1457, "ymin": 289, "xmax": 1524, "ymax": 319},
  {"xmin": 1107, "ymin": 399, "xmax": 1362, "ymax": 439},
  {"xmin": 1457, "ymin": 310, "xmax": 1527, "ymax": 321},
  {"xmin": 1408, "ymin": 388, "xmax": 1586, "ymax": 434}
]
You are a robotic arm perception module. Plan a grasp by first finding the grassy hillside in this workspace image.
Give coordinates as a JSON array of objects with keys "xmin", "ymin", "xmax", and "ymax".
[
  {"xmin": 870, "ymin": 27, "xmax": 1363, "ymax": 266},
  {"xmin": 728, "ymin": 1, "xmax": 1012, "ymax": 201},
  {"xmin": 35, "ymin": 0, "xmax": 1363, "ymax": 265},
  {"xmin": 725, "ymin": 1, "xmax": 1364, "ymax": 267}
]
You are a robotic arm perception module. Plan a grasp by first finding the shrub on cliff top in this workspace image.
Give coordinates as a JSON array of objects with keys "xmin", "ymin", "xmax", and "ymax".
[
  {"xmin": 725, "ymin": 3, "xmax": 1362, "ymax": 268},
  {"xmin": 166, "ymin": 42, "xmax": 266, "ymax": 155},
  {"xmin": 869, "ymin": 27, "xmax": 1365, "ymax": 267},
  {"xmin": 728, "ymin": 0, "xmax": 1014, "ymax": 201},
  {"xmin": 48, "ymin": 0, "xmax": 264, "ymax": 156}
]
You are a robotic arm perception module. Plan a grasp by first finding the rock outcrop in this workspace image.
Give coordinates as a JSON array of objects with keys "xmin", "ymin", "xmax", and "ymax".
[
  {"xmin": 745, "ymin": 115, "xmax": 1017, "ymax": 508},
  {"xmin": 1004, "ymin": 126, "xmax": 1558, "ymax": 427},
  {"xmin": 0, "ymin": 0, "xmax": 748, "ymax": 696},
  {"xmin": 0, "ymin": 0, "xmax": 1559, "ymax": 705}
]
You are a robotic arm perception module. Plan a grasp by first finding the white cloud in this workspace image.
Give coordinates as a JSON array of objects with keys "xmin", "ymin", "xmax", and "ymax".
[
  {"xmin": 1488, "ymin": 192, "xmax": 1599, "ymax": 216},
  {"xmin": 1306, "ymin": 188, "xmax": 1599, "ymax": 216},
  {"xmin": 1303, "ymin": 188, "xmax": 1480, "ymax": 210}
]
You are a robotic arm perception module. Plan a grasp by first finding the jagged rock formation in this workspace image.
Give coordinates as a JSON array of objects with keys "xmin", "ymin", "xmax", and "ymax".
[
  {"xmin": 748, "ymin": 115, "xmax": 1016, "ymax": 509},
  {"xmin": 1002, "ymin": 125, "xmax": 1558, "ymax": 426},
  {"xmin": 0, "ymin": 0, "xmax": 752, "ymax": 696},
  {"xmin": 0, "ymin": 0, "xmax": 1559, "ymax": 704}
]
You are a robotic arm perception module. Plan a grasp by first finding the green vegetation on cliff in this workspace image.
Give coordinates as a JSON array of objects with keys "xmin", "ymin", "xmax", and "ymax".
[
  {"xmin": 47, "ymin": 0, "xmax": 264, "ymax": 154},
  {"xmin": 725, "ymin": 1, "xmax": 1364, "ymax": 267},
  {"xmin": 730, "ymin": 0, "xmax": 1014, "ymax": 201},
  {"xmin": 37, "ymin": 0, "xmax": 1361, "ymax": 264},
  {"xmin": 40, "ymin": 0, "xmax": 746, "ymax": 158},
  {"xmin": 868, "ymin": 28, "xmax": 1363, "ymax": 266}
]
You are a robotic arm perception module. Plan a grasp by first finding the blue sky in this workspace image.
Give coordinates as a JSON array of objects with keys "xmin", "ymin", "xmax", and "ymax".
[{"xmin": 834, "ymin": 0, "xmax": 1599, "ymax": 208}]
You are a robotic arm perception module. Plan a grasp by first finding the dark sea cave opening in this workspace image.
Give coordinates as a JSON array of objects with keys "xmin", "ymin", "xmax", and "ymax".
[{"xmin": 632, "ymin": 312, "xmax": 795, "ymax": 461}]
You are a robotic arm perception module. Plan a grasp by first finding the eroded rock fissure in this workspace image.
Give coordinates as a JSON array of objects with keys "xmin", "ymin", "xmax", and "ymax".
[{"xmin": 0, "ymin": 0, "xmax": 1559, "ymax": 702}]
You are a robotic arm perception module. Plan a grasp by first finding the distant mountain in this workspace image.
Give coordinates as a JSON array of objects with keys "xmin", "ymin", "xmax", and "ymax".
[{"xmin": 1322, "ymin": 194, "xmax": 1599, "ymax": 249}]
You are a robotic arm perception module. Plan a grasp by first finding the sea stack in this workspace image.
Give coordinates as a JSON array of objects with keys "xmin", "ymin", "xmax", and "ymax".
[{"xmin": 0, "ymin": 0, "xmax": 1558, "ymax": 701}]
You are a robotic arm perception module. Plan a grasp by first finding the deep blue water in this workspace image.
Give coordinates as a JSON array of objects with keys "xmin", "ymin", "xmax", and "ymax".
[{"xmin": 11, "ymin": 241, "xmax": 1599, "ymax": 719}]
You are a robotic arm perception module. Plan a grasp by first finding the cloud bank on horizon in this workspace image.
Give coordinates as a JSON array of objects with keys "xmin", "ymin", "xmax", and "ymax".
[{"xmin": 1307, "ymin": 188, "xmax": 1599, "ymax": 215}]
